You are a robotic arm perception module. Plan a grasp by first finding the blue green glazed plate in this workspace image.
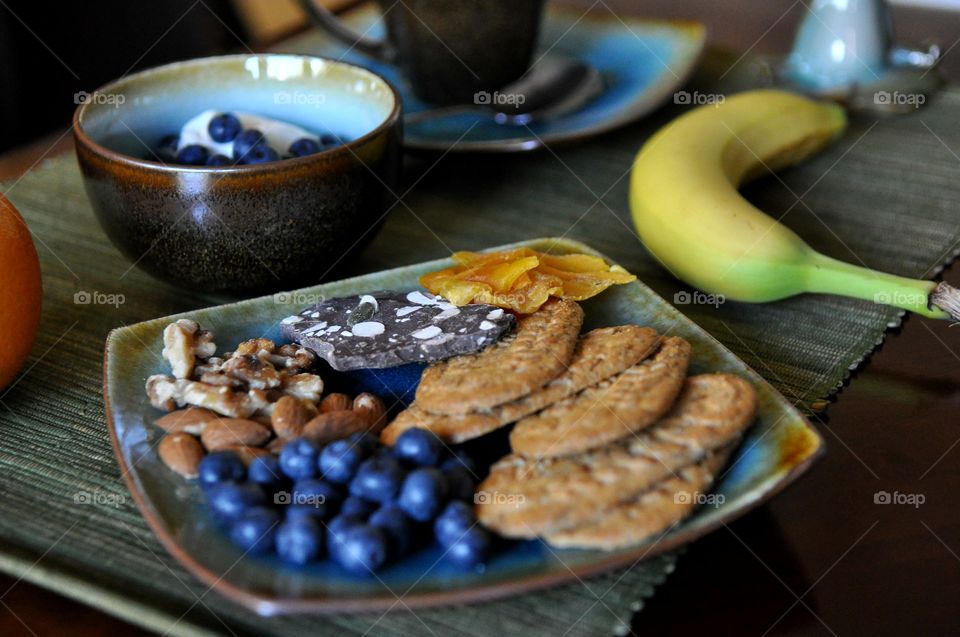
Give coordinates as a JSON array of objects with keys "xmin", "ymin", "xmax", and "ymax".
[
  {"xmin": 284, "ymin": 5, "xmax": 707, "ymax": 152},
  {"xmin": 103, "ymin": 237, "xmax": 823, "ymax": 615}
]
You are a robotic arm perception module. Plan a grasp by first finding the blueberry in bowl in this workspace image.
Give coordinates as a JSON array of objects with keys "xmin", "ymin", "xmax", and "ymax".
[{"xmin": 72, "ymin": 54, "xmax": 402, "ymax": 293}]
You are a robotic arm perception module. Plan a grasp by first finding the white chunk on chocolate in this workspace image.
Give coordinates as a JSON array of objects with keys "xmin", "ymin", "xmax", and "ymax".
[{"xmin": 280, "ymin": 291, "xmax": 515, "ymax": 371}]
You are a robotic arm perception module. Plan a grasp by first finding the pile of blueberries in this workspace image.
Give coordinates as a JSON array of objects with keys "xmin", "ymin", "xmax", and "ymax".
[
  {"xmin": 153, "ymin": 112, "xmax": 344, "ymax": 166},
  {"xmin": 198, "ymin": 427, "xmax": 494, "ymax": 574}
]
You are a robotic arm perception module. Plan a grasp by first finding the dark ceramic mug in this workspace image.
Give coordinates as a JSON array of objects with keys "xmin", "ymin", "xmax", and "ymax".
[{"xmin": 299, "ymin": 0, "xmax": 546, "ymax": 105}]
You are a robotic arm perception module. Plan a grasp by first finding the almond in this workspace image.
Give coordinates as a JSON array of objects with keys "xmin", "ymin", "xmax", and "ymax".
[
  {"xmin": 271, "ymin": 395, "xmax": 314, "ymax": 439},
  {"xmin": 201, "ymin": 418, "xmax": 271, "ymax": 451},
  {"xmin": 155, "ymin": 407, "xmax": 219, "ymax": 435},
  {"xmin": 221, "ymin": 445, "xmax": 271, "ymax": 465},
  {"xmin": 354, "ymin": 393, "xmax": 388, "ymax": 432},
  {"xmin": 158, "ymin": 433, "xmax": 205, "ymax": 478},
  {"xmin": 320, "ymin": 392, "xmax": 352, "ymax": 413},
  {"xmin": 266, "ymin": 437, "xmax": 289, "ymax": 454},
  {"xmin": 302, "ymin": 410, "xmax": 367, "ymax": 444}
]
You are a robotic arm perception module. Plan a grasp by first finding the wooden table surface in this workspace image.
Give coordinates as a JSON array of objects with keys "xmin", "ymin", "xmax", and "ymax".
[{"xmin": 2, "ymin": 2, "xmax": 960, "ymax": 636}]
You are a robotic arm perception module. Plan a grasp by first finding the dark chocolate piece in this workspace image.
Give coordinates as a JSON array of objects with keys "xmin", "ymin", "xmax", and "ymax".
[{"xmin": 280, "ymin": 291, "xmax": 515, "ymax": 371}]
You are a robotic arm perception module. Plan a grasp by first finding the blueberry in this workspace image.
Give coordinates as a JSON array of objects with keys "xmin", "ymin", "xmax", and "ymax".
[
  {"xmin": 232, "ymin": 129, "xmax": 265, "ymax": 160},
  {"xmin": 155, "ymin": 134, "xmax": 179, "ymax": 161},
  {"xmin": 347, "ymin": 431, "xmax": 381, "ymax": 455},
  {"xmin": 349, "ymin": 455, "xmax": 405, "ymax": 503},
  {"xmin": 241, "ymin": 143, "xmax": 279, "ymax": 165},
  {"xmin": 291, "ymin": 478, "xmax": 342, "ymax": 518},
  {"xmin": 340, "ymin": 496, "xmax": 376, "ymax": 520},
  {"xmin": 326, "ymin": 513, "xmax": 365, "ymax": 560},
  {"xmin": 446, "ymin": 526, "xmax": 491, "ymax": 568},
  {"xmin": 397, "ymin": 467, "xmax": 448, "ymax": 522},
  {"xmin": 175, "ymin": 144, "xmax": 209, "ymax": 166},
  {"xmin": 443, "ymin": 466, "xmax": 475, "ymax": 502},
  {"xmin": 229, "ymin": 506, "xmax": 280, "ymax": 554},
  {"xmin": 208, "ymin": 112, "xmax": 242, "ymax": 143},
  {"xmin": 158, "ymin": 133, "xmax": 179, "ymax": 150},
  {"xmin": 198, "ymin": 451, "xmax": 246, "ymax": 489},
  {"xmin": 288, "ymin": 137, "xmax": 321, "ymax": 157},
  {"xmin": 206, "ymin": 153, "xmax": 233, "ymax": 166},
  {"xmin": 248, "ymin": 455, "xmax": 284, "ymax": 488},
  {"xmin": 276, "ymin": 518, "xmax": 324, "ymax": 564},
  {"xmin": 442, "ymin": 450, "xmax": 477, "ymax": 475},
  {"xmin": 320, "ymin": 133, "xmax": 340, "ymax": 147},
  {"xmin": 332, "ymin": 524, "xmax": 388, "ymax": 574},
  {"xmin": 320, "ymin": 439, "xmax": 366, "ymax": 484},
  {"xmin": 393, "ymin": 428, "xmax": 445, "ymax": 467},
  {"xmin": 369, "ymin": 504, "xmax": 414, "ymax": 557},
  {"xmin": 434, "ymin": 500, "xmax": 476, "ymax": 547},
  {"xmin": 205, "ymin": 482, "xmax": 266, "ymax": 524},
  {"xmin": 284, "ymin": 503, "xmax": 325, "ymax": 524},
  {"xmin": 327, "ymin": 513, "xmax": 365, "ymax": 540},
  {"xmin": 279, "ymin": 438, "xmax": 322, "ymax": 480}
]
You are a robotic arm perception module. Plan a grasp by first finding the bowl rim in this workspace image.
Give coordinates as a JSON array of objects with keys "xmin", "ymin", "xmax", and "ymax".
[{"xmin": 72, "ymin": 53, "xmax": 403, "ymax": 173}]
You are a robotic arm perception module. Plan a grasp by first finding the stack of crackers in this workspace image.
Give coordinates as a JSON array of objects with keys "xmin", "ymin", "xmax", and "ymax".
[{"xmin": 380, "ymin": 298, "xmax": 757, "ymax": 550}]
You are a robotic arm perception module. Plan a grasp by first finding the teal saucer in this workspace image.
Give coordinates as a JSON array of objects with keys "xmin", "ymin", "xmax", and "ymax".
[{"xmin": 284, "ymin": 5, "xmax": 706, "ymax": 152}]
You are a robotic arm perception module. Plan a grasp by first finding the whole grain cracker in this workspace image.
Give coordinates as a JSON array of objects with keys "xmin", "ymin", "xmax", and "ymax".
[
  {"xmin": 476, "ymin": 374, "xmax": 757, "ymax": 537},
  {"xmin": 414, "ymin": 299, "xmax": 584, "ymax": 415},
  {"xmin": 544, "ymin": 447, "xmax": 733, "ymax": 549},
  {"xmin": 509, "ymin": 336, "xmax": 690, "ymax": 458},
  {"xmin": 381, "ymin": 325, "xmax": 660, "ymax": 444}
]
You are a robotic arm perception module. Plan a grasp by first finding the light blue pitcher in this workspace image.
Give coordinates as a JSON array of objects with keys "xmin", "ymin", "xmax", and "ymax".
[{"xmin": 783, "ymin": 0, "xmax": 939, "ymax": 92}]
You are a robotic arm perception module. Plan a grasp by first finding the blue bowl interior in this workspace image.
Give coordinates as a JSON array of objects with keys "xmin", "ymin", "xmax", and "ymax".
[{"xmin": 77, "ymin": 54, "xmax": 397, "ymax": 159}]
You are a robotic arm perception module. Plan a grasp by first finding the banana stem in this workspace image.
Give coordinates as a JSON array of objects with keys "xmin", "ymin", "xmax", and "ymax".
[
  {"xmin": 804, "ymin": 252, "xmax": 951, "ymax": 319},
  {"xmin": 930, "ymin": 282, "xmax": 960, "ymax": 321}
]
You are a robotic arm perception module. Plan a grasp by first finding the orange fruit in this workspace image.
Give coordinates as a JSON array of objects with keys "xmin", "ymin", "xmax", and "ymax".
[{"xmin": 0, "ymin": 194, "xmax": 42, "ymax": 391}]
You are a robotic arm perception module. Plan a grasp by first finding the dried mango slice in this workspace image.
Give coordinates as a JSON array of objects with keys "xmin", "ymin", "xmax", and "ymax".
[
  {"xmin": 452, "ymin": 248, "xmax": 536, "ymax": 267},
  {"xmin": 537, "ymin": 264, "xmax": 637, "ymax": 300},
  {"xmin": 420, "ymin": 248, "xmax": 636, "ymax": 313},
  {"xmin": 461, "ymin": 256, "xmax": 540, "ymax": 290},
  {"xmin": 538, "ymin": 253, "xmax": 611, "ymax": 273}
]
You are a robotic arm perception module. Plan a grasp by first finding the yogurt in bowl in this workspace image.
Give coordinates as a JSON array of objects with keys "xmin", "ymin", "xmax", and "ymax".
[{"xmin": 159, "ymin": 110, "xmax": 349, "ymax": 166}]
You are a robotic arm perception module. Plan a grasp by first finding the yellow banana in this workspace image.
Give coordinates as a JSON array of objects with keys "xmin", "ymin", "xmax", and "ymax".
[{"xmin": 630, "ymin": 89, "xmax": 956, "ymax": 319}]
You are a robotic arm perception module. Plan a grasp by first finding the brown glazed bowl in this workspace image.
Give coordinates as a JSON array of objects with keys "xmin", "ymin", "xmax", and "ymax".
[{"xmin": 73, "ymin": 54, "xmax": 402, "ymax": 293}]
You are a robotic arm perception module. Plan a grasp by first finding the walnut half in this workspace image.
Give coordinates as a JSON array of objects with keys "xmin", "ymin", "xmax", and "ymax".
[
  {"xmin": 162, "ymin": 319, "xmax": 216, "ymax": 379},
  {"xmin": 146, "ymin": 375, "xmax": 258, "ymax": 419}
]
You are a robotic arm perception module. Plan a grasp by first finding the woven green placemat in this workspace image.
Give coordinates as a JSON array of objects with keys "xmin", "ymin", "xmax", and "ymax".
[{"xmin": 3, "ymin": 82, "xmax": 960, "ymax": 635}]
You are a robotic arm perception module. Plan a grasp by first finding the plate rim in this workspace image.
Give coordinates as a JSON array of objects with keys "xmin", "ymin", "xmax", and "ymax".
[{"xmin": 103, "ymin": 236, "xmax": 824, "ymax": 616}]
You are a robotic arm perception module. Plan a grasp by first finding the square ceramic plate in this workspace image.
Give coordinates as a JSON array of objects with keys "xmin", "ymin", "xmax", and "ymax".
[{"xmin": 103, "ymin": 237, "xmax": 823, "ymax": 615}]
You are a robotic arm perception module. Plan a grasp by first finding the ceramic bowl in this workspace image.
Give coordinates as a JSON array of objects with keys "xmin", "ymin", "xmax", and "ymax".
[{"xmin": 73, "ymin": 54, "xmax": 402, "ymax": 293}]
